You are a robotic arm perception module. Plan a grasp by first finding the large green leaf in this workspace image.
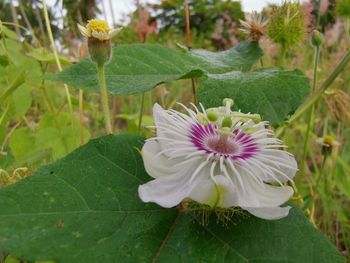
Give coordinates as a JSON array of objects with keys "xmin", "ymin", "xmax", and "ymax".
[
  {"xmin": 189, "ymin": 41, "xmax": 263, "ymax": 73},
  {"xmin": 198, "ymin": 68, "xmax": 310, "ymax": 125},
  {"xmin": 8, "ymin": 127, "xmax": 35, "ymax": 161},
  {"xmin": 0, "ymin": 135, "xmax": 343, "ymax": 263},
  {"xmin": 48, "ymin": 42, "xmax": 262, "ymax": 95}
]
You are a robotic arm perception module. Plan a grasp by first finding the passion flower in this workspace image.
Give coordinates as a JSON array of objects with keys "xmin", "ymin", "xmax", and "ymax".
[{"xmin": 138, "ymin": 99, "xmax": 298, "ymax": 220}]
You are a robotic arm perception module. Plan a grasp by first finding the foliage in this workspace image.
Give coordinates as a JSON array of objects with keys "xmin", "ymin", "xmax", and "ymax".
[
  {"xmin": 336, "ymin": 0, "xmax": 350, "ymax": 19},
  {"xmin": 0, "ymin": 0, "xmax": 350, "ymax": 262},
  {"xmin": 0, "ymin": 135, "xmax": 344, "ymax": 263},
  {"xmin": 0, "ymin": 27, "xmax": 90, "ymax": 170},
  {"xmin": 49, "ymin": 41, "xmax": 263, "ymax": 94},
  {"xmin": 198, "ymin": 68, "xmax": 310, "ymax": 125}
]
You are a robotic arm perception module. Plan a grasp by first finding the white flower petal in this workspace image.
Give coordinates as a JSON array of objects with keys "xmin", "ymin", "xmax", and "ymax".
[
  {"xmin": 189, "ymin": 168, "xmax": 238, "ymax": 208},
  {"xmin": 77, "ymin": 24, "xmax": 90, "ymax": 38},
  {"xmin": 189, "ymin": 176, "xmax": 218, "ymax": 207},
  {"xmin": 91, "ymin": 31, "xmax": 109, "ymax": 40},
  {"xmin": 232, "ymin": 167, "xmax": 293, "ymax": 208},
  {"xmin": 109, "ymin": 27, "xmax": 123, "ymax": 38},
  {"xmin": 152, "ymin": 103, "xmax": 192, "ymax": 155},
  {"xmin": 142, "ymin": 140, "xmax": 183, "ymax": 178},
  {"xmin": 243, "ymin": 206, "xmax": 291, "ymax": 220},
  {"xmin": 139, "ymin": 155, "xmax": 200, "ymax": 208},
  {"xmin": 213, "ymin": 175, "xmax": 238, "ymax": 208},
  {"xmin": 259, "ymin": 150, "xmax": 298, "ymax": 183},
  {"xmin": 273, "ymin": 151, "xmax": 298, "ymax": 180},
  {"xmin": 138, "ymin": 170, "xmax": 191, "ymax": 208}
]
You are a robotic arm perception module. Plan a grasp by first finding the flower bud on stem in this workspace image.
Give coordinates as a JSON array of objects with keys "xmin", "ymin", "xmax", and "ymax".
[{"xmin": 78, "ymin": 19, "xmax": 122, "ymax": 135}]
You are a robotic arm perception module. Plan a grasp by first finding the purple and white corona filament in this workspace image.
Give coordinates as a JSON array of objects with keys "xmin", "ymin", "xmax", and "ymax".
[{"xmin": 138, "ymin": 99, "xmax": 298, "ymax": 220}]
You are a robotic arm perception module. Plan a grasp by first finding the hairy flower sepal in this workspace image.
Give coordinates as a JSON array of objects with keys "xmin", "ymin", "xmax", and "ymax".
[
  {"xmin": 138, "ymin": 101, "xmax": 298, "ymax": 220},
  {"xmin": 88, "ymin": 37, "xmax": 111, "ymax": 66}
]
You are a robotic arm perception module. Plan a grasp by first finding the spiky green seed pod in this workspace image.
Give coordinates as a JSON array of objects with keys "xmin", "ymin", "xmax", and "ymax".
[
  {"xmin": 336, "ymin": 0, "xmax": 350, "ymax": 19},
  {"xmin": 267, "ymin": 1, "xmax": 305, "ymax": 50}
]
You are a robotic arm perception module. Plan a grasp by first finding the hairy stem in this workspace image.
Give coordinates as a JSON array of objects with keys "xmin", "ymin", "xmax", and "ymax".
[
  {"xmin": 345, "ymin": 19, "xmax": 350, "ymax": 44},
  {"xmin": 299, "ymin": 46, "xmax": 321, "ymax": 218},
  {"xmin": 185, "ymin": 0, "xmax": 198, "ymax": 105},
  {"xmin": 185, "ymin": 0, "xmax": 191, "ymax": 49},
  {"xmin": 301, "ymin": 46, "xmax": 320, "ymax": 174},
  {"xmin": 97, "ymin": 65, "xmax": 112, "ymax": 134}
]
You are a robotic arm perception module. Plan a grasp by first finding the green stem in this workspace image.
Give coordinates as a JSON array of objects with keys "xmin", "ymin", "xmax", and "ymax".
[
  {"xmin": 79, "ymin": 89, "xmax": 85, "ymax": 144},
  {"xmin": 276, "ymin": 50, "xmax": 350, "ymax": 137},
  {"xmin": 42, "ymin": 86, "xmax": 57, "ymax": 115},
  {"xmin": 1, "ymin": 22, "xmax": 35, "ymax": 34},
  {"xmin": 42, "ymin": 0, "xmax": 73, "ymax": 113},
  {"xmin": 0, "ymin": 104, "xmax": 9, "ymax": 127},
  {"xmin": 0, "ymin": 71, "xmax": 25, "ymax": 104},
  {"xmin": 97, "ymin": 65, "xmax": 112, "ymax": 134},
  {"xmin": 138, "ymin": 92, "xmax": 145, "ymax": 135},
  {"xmin": 345, "ymin": 19, "xmax": 350, "ymax": 44},
  {"xmin": 278, "ymin": 44, "xmax": 286, "ymax": 66},
  {"xmin": 191, "ymin": 78, "xmax": 198, "ymax": 105},
  {"xmin": 301, "ymin": 46, "xmax": 320, "ymax": 172},
  {"xmin": 316, "ymin": 0, "xmax": 322, "ymax": 30},
  {"xmin": 315, "ymin": 155, "xmax": 328, "ymax": 193}
]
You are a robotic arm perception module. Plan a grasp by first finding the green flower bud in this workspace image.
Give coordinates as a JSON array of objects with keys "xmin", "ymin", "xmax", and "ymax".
[{"xmin": 310, "ymin": 30, "xmax": 324, "ymax": 47}]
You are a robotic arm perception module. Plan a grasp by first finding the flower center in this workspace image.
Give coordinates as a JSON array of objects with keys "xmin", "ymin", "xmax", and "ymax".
[
  {"xmin": 206, "ymin": 135, "xmax": 239, "ymax": 155},
  {"xmin": 190, "ymin": 123, "xmax": 258, "ymax": 160},
  {"xmin": 87, "ymin": 19, "xmax": 110, "ymax": 33},
  {"xmin": 323, "ymin": 135, "xmax": 334, "ymax": 146}
]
